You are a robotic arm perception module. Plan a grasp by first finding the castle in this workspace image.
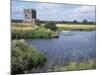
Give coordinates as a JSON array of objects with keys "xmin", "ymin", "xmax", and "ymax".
[
  {"xmin": 12, "ymin": 9, "xmax": 37, "ymax": 25},
  {"xmin": 23, "ymin": 9, "xmax": 36, "ymax": 25}
]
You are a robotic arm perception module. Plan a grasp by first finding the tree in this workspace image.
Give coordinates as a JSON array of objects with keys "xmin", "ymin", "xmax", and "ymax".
[
  {"xmin": 36, "ymin": 19, "xmax": 40, "ymax": 26},
  {"xmin": 83, "ymin": 19, "xmax": 88, "ymax": 23},
  {"xmin": 44, "ymin": 22, "xmax": 57, "ymax": 31},
  {"xmin": 73, "ymin": 20, "xmax": 78, "ymax": 23}
]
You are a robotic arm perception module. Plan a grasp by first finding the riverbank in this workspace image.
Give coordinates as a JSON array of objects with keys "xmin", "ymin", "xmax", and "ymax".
[
  {"xmin": 12, "ymin": 28, "xmax": 59, "ymax": 39},
  {"xmin": 56, "ymin": 24, "xmax": 96, "ymax": 31},
  {"xmin": 11, "ymin": 24, "xmax": 96, "ymax": 39},
  {"xmin": 11, "ymin": 40, "xmax": 47, "ymax": 74},
  {"xmin": 48, "ymin": 59, "xmax": 96, "ymax": 72}
]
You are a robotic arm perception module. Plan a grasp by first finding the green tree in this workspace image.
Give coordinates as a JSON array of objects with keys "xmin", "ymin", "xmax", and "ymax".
[
  {"xmin": 73, "ymin": 20, "xmax": 78, "ymax": 24},
  {"xmin": 83, "ymin": 19, "xmax": 88, "ymax": 23},
  {"xmin": 44, "ymin": 22, "xmax": 57, "ymax": 31},
  {"xmin": 36, "ymin": 19, "xmax": 40, "ymax": 26}
]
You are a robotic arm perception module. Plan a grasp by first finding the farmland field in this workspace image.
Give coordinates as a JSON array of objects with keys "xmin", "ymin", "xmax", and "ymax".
[
  {"xmin": 11, "ymin": 23, "xmax": 96, "ymax": 31},
  {"xmin": 56, "ymin": 24, "xmax": 96, "ymax": 31}
]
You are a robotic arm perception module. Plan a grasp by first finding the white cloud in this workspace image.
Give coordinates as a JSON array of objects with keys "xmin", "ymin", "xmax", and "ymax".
[
  {"xmin": 12, "ymin": 6, "xmax": 23, "ymax": 14},
  {"xmin": 68, "ymin": 5, "xmax": 96, "ymax": 21},
  {"xmin": 12, "ymin": 1, "xmax": 95, "ymax": 21}
]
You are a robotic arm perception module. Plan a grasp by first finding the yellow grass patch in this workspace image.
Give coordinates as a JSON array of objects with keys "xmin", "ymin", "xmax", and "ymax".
[
  {"xmin": 56, "ymin": 24, "xmax": 96, "ymax": 30},
  {"xmin": 11, "ymin": 23, "xmax": 38, "ymax": 31}
]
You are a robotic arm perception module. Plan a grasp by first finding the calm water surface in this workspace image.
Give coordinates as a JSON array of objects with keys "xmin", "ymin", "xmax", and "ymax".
[{"xmin": 26, "ymin": 31, "xmax": 96, "ymax": 72}]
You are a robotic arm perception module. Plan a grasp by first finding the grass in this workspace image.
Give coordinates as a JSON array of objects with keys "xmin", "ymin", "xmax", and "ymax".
[
  {"xmin": 11, "ymin": 23, "xmax": 96, "ymax": 39},
  {"xmin": 11, "ymin": 23, "xmax": 36, "ymax": 27},
  {"xmin": 48, "ymin": 59, "xmax": 96, "ymax": 72},
  {"xmin": 11, "ymin": 40, "xmax": 47, "ymax": 74},
  {"xmin": 11, "ymin": 23, "xmax": 38, "ymax": 31},
  {"xmin": 12, "ymin": 27, "xmax": 59, "ymax": 39},
  {"xmin": 56, "ymin": 24, "xmax": 96, "ymax": 31}
]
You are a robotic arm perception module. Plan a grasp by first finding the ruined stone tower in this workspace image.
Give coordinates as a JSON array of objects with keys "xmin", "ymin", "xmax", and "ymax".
[{"xmin": 23, "ymin": 9, "xmax": 36, "ymax": 25}]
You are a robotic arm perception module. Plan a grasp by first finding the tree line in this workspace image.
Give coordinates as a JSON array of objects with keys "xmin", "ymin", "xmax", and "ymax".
[
  {"xmin": 36, "ymin": 19, "xmax": 96, "ymax": 25},
  {"xmin": 12, "ymin": 19, "xmax": 96, "ymax": 25}
]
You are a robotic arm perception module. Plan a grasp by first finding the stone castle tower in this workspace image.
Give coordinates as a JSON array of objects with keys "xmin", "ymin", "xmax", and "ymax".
[{"xmin": 23, "ymin": 9, "xmax": 36, "ymax": 25}]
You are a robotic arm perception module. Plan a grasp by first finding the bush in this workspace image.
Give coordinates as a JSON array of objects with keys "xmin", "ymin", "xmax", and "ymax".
[
  {"xmin": 11, "ymin": 40, "xmax": 47, "ymax": 74},
  {"xmin": 44, "ymin": 22, "xmax": 57, "ymax": 31},
  {"xmin": 36, "ymin": 19, "xmax": 40, "ymax": 26},
  {"xmin": 12, "ymin": 28, "xmax": 58, "ymax": 39}
]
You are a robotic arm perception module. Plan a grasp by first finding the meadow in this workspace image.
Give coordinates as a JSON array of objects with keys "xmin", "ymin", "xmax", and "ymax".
[
  {"xmin": 11, "ymin": 23, "xmax": 95, "ymax": 39},
  {"xmin": 56, "ymin": 24, "xmax": 96, "ymax": 31},
  {"xmin": 11, "ymin": 23, "xmax": 96, "ymax": 31}
]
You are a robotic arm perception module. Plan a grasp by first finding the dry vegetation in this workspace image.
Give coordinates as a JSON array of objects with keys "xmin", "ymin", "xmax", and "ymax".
[
  {"xmin": 11, "ymin": 23, "xmax": 38, "ymax": 31},
  {"xmin": 56, "ymin": 24, "xmax": 96, "ymax": 31}
]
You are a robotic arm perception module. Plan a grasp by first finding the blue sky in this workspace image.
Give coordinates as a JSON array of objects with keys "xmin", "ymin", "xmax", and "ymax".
[{"xmin": 12, "ymin": 0, "xmax": 96, "ymax": 22}]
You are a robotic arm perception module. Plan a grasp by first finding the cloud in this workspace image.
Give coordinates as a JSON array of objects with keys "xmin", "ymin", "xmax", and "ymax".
[
  {"xmin": 71, "ymin": 6, "xmax": 95, "ymax": 21},
  {"xmin": 35, "ymin": 3, "xmax": 63, "ymax": 20},
  {"xmin": 11, "ymin": 1, "xmax": 96, "ymax": 21},
  {"xmin": 34, "ymin": 3, "xmax": 79, "ymax": 21}
]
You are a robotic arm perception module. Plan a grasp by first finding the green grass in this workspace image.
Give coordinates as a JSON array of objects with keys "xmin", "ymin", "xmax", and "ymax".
[
  {"xmin": 11, "ymin": 23, "xmax": 96, "ymax": 39},
  {"xmin": 11, "ymin": 23, "xmax": 36, "ymax": 27},
  {"xmin": 11, "ymin": 40, "xmax": 47, "ymax": 74},
  {"xmin": 56, "ymin": 24, "xmax": 96, "ymax": 31},
  {"xmin": 12, "ymin": 28, "xmax": 59, "ymax": 39},
  {"xmin": 48, "ymin": 59, "xmax": 96, "ymax": 72}
]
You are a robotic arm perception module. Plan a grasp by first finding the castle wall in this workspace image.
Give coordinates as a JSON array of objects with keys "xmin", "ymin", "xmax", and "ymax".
[{"xmin": 23, "ymin": 9, "xmax": 36, "ymax": 25}]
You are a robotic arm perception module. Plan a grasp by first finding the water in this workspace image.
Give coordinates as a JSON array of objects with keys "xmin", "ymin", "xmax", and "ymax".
[{"xmin": 25, "ymin": 31, "xmax": 96, "ymax": 72}]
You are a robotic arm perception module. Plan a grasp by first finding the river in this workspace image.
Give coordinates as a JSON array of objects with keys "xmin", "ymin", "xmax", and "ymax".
[{"xmin": 25, "ymin": 31, "xmax": 96, "ymax": 72}]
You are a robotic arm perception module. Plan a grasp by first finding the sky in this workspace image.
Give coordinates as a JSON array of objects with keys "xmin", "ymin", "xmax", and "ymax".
[{"xmin": 11, "ymin": 0, "xmax": 96, "ymax": 22}]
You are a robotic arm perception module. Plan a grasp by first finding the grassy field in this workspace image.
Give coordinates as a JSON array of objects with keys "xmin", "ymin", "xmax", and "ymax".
[
  {"xmin": 56, "ymin": 24, "xmax": 96, "ymax": 31},
  {"xmin": 11, "ymin": 23, "xmax": 36, "ymax": 26},
  {"xmin": 11, "ymin": 23, "xmax": 96, "ymax": 39},
  {"xmin": 11, "ymin": 23, "xmax": 38, "ymax": 31},
  {"xmin": 11, "ymin": 23, "xmax": 96, "ymax": 31}
]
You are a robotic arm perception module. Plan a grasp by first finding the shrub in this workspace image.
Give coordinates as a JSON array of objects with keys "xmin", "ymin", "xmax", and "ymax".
[
  {"xmin": 44, "ymin": 22, "xmax": 57, "ymax": 31},
  {"xmin": 36, "ymin": 19, "xmax": 40, "ymax": 26},
  {"xmin": 11, "ymin": 40, "xmax": 47, "ymax": 74},
  {"xmin": 11, "ymin": 28, "xmax": 58, "ymax": 39}
]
